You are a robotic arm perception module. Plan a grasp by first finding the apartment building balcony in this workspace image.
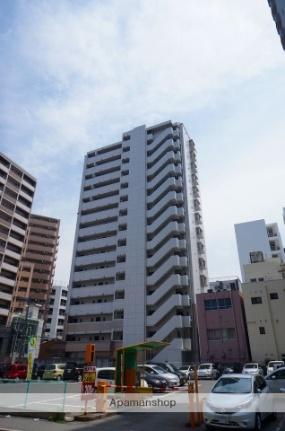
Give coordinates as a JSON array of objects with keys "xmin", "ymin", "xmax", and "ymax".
[
  {"xmin": 67, "ymin": 319, "xmax": 123, "ymax": 334},
  {"xmin": 28, "ymin": 234, "xmax": 57, "ymax": 247},
  {"xmin": 75, "ymin": 252, "xmax": 117, "ymax": 268},
  {"xmin": 146, "ymin": 127, "xmax": 173, "ymax": 152},
  {"xmin": 0, "ymin": 291, "xmax": 12, "ymax": 302},
  {"xmin": 147, "ymin": 238, "xmax": 186, "ymax": 267},
  {"xmin": 65, "ymin": 340, "xmax": 112, "ymax": 353},
  {"xmin": 0, "ymin": 307, "xmax": 9, "ymax": 317},
  {"xmin": 73, "ymin": 267, "xmax": 116, "ymax": 283},
  {"xmin": 147, "ymin": 165, "xmax": 183, "ymax": 190},
  {"xmin": 69, "ymin": 302, "xmax": 114, "ymax": 316},
  {"xmin": 148, "ymin": 315, "xmax": 185, "ymax": 341},
  {"xmin": 71, "ymin": 286, "xmax": 115, "ymax": 299},
  {"xmin": 147, "ymin": 295, "xmax": 186, "ymax": 327},
  {"xmin": 147, "ymin": 274, "xmax": 189, "ymax": 305},
  {"xmin": 21, "ymin": 178, "xmax": 36, "ymax": 193},
  {"xmin": 0, "ymin": 275, "xmax": 15, "ymax": 287}
]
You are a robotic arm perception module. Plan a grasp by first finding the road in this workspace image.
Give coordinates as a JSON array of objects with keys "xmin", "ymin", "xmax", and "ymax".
[
  {"xmin": 0, "ymin": 380, "xmax": 284, "ymax": 430},
  {"xmin": 0, "ymin": 412, "xmax": 284, "ymax": 431}
]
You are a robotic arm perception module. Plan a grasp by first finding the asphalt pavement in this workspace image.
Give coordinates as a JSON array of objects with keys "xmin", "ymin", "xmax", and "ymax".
[{"xmin": 0, "ymin": 412, "xmax": 284, "ymax": 431}]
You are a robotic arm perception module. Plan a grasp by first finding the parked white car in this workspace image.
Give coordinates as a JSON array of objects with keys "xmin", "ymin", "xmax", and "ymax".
[
  {"xmin": 242, "ymin": 363, "xmax": 264, "ymax": 376},
  {"xmin": 197, "ymin": 363, "xmax": 219, "ymax": 380},
  {"xmin": 266, "ymin": 361, "xmax": 284, "ymax": 375},
  {"xmin": 204, "ymin": 374, "xmax": 275, "ymax": 430}
]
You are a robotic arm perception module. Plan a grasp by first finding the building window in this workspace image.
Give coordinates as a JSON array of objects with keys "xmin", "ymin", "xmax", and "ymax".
[
  {"xmin": 120, "ymin": 182, "xmax": 128, "ymax": 189},
  {"xmin": 118, "ymin": 224, "xmax": 127, "ymax": 232},
  {"xmin": 119, "ymin": 209, "xmax": 128, "ymax": 216},
  {"xmin": 251, "ymin": 297, "xmax": 262, "ymax": 305},
  {"xmin": 114, "ymin": 310, "xmax": 124, "ymax": 319},
  {"xmin": 118, "ymin": 239, "xmax": 126, "ymax": 247},
  {"xmin": 117, "ymin": 255, "xmax": 126, "ymax": 263},
  {"xmin": 204, "ymin": 299, "xmax": 217, "ymax": 310},
  {"xmin": 207, "ymin": 328, "xmax": 236, "ymax": 341},
  {"xmin": 217, "ymin": 298, "xmax": 232, "ymax": 309},
  {"xmin": 259, "ymin": 326, "xmax": 266, "ymax": 335},
  {"xmin": 121, "ymin": 170, "xmax": 129, "ymax": 176},
  {"xmin": 250, "ymin": 278, "xmax": 257, "ymax": 283},
  {"xmin": 115, "ymin": 290, "xmax": 125, "ymax": 299},
  {"xmin": 250, "ymin": 251, "xmax": 264, "ymax": 263},
  {"xmin": 122, "ymin": 158, "xmax": 129, "ymax": 164},
  {"xmin": 123, "ymin": 146, "xmax": 130, "ymax": 153},
  {"xmin": 204, "ymin": 298, "xmax": 232, "ymax": 310},
  {"xmin": 270, "ymin": 292, "xmax": 279, "ymax": 300},
  {"xmin": 258, "ymin": 278, "xmax": 264, "ymax": 282},
  {"xmin": 116, "ymin": 272, "xmax": 125, "ymax": 281},
  {"xmin": 120, "ymin": 195, "xmax": 128, "ymax": 202}
]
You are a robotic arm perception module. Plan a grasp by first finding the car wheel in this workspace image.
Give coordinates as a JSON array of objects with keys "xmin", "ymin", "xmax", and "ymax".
[{"xmin": 255, "ymin": 413, "xmax": 262, "ymax": 431}]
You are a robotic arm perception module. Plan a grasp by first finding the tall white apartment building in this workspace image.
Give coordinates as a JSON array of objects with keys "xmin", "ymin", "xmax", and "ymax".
[
  {"xmin": 0, "ymin": 153, "xmax": 36, "ymax": 325},
  {"xmin": 235, "ymin": 219, "xmax": 285, "ymax": 281},
  {"xmin": 44, "ymin": 284, "xmax": 68, "ymax": 340},
  {"xmin": 66, "ymin": 121, "xmax": 208, "ymax": 365}
]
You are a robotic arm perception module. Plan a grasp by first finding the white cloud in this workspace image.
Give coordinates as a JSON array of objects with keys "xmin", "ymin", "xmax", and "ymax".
[{"xmin": 1, "ymin": 0, "xmax": 284, "ymax": 282}]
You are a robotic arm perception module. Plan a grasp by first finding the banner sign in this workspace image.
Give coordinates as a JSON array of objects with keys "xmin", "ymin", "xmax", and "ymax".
[{"xmin": 81, "ymin": 365, "xmax": 96, "ymax": 400}]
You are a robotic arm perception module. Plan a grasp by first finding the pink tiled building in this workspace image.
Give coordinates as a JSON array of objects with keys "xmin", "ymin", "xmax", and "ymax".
[{"xmin": 196, "ymin": 290, "xmax": 250, "ymax": 364}]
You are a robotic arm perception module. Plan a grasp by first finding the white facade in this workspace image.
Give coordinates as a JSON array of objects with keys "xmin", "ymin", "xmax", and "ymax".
[
  {"xmin": 66, "ymin": 121, "xmax": 208, "ymax": 365},
  {"xmin": 44, "ymin": 285, "xmax": 68, "ymax": 340},
  {"xmin": 235, "ymin": 219, "xmax": 285, "ymax": 281}
]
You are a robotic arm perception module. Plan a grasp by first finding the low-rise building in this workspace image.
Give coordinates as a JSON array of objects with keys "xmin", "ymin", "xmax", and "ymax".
[
  {"xmin": 242, "ymin": 258, "xmax": 285, "ymax": 363},
  {"xmin": 196, "ymin": 290, "xmax": 250, "ymax": 365}
]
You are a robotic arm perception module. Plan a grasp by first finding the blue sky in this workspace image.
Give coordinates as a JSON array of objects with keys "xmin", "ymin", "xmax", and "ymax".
[{"xmin": 0, "ymin": 0, "xmax": 284, "ymax": 284}]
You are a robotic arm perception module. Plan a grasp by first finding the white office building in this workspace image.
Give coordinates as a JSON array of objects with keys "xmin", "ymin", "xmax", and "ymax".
[
  {"xmin": 66, "ymin": 121, "xmax": 208, "ymax": 365},
  {"xmin": 235, "ymin": 219, "xmax": 285, "ymax": 281},
  {"xmin": 44, "ymin": 285, "xmax": 68, "ymax": 340}
]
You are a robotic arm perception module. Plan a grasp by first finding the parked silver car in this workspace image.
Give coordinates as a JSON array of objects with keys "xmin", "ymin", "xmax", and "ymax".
[
  {"xmin": 138, "ymin": 364, "xmax": 179, "ymax": 387},
  {"xmin": 204, "ymin": 374, "xmax": 275, "ymax": 430},
  {"xmin": 197, "ymin": 363, "xmax": 219, "ymax": 380}
]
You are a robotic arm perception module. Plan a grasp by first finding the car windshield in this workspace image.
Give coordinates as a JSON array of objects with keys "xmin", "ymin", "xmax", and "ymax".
[
  {"xmin": 46, "ymin": 365, "xmax": 56, "ymax": 370},
  {"xmin": 199, "ymin": 365, "xmax": 211, "ymax": 369},
  {"xmin": 244, "ymin": 364, "xmax": 257, "ymax": 369},
  {"xmin": 212, "ymin": 377, "xmax": 252, "ymax": 394},
  {"xmin": 152, "ymin": 366, "xmax": 166, "ymax": 374}
]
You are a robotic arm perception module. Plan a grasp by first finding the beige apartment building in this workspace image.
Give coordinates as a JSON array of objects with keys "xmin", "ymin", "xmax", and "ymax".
[
  {"xmin": 10, "ymin": 214, "xmax": 60, "ymax": 326},
  {"xmin": 0, "ymin": 153, "xmax": 36, "ymax": 325},
  {"xmin": 242, "ymin": 258, "xmax": 285, "ymax": 363}
]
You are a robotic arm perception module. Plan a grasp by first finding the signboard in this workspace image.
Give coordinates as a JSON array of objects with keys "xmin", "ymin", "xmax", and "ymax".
[
  {"xmin": 81, "ymin": 365, "xmax": 96, "ymax": 400},
  {"xmin": 26, "ymin": 336, "xmax": 37, "ymax": 380}
]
